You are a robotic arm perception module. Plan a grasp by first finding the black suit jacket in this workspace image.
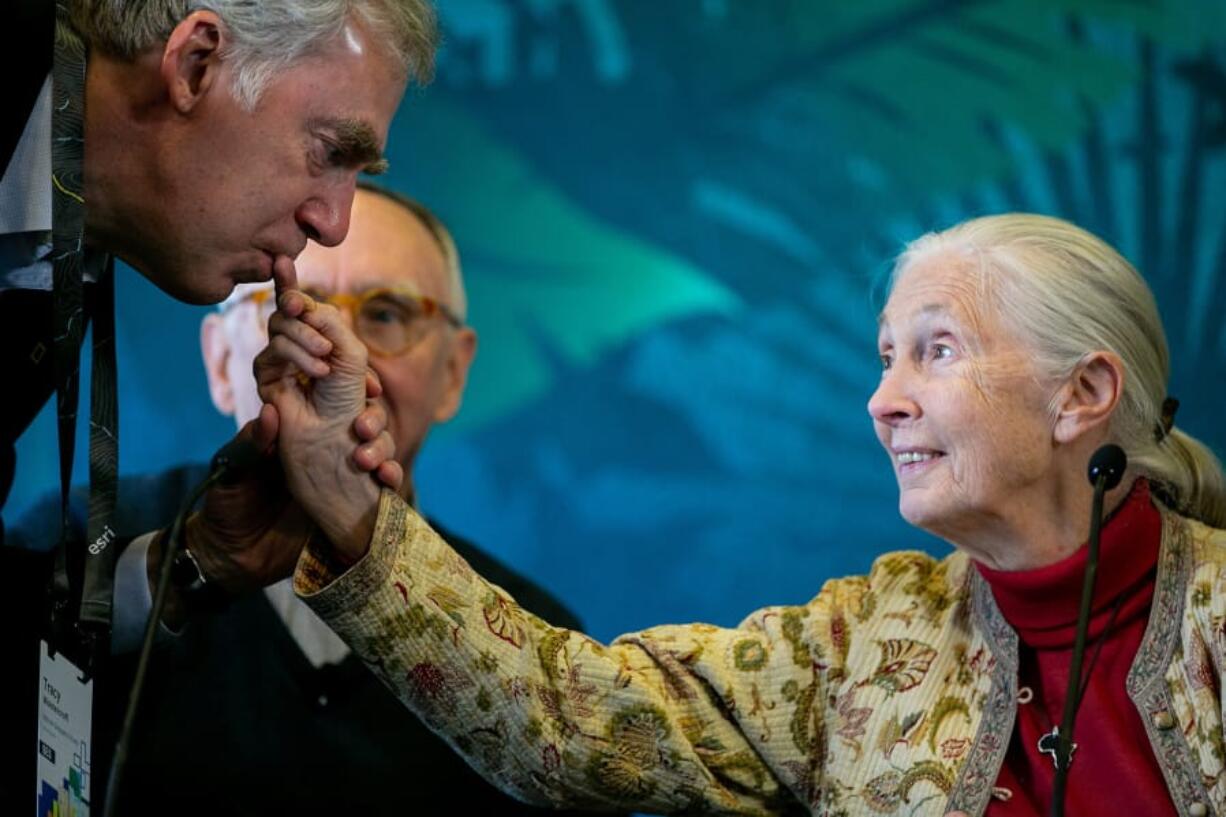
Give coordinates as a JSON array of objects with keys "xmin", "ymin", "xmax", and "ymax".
[
  {"xmin": 1, "ymin": 0, "xmax": 62, "ymax": 533},
  {"xmin": 1, "ymin": 0, "xmax": 51, "ymax": 175}
]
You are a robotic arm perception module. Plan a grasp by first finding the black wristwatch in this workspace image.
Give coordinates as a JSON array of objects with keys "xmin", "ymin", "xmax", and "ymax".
[
  {"xmin": 169, "ymin": 544, "xmax": 229, "ymax": 609},
  {"xmin": 169, "ymin": 545, "xmax": 207, "ymax": 591}
]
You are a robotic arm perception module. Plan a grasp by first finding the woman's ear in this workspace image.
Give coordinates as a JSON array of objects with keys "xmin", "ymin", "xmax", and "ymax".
[{"xmin": 1053, "ymin": 351, "xmax": 1124, "ymax": 445}]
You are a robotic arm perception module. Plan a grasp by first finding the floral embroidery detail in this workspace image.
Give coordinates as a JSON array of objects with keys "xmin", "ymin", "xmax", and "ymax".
[
  {"xmin": 968, "ymin": 645, "xmax": 994, "ymax": 675},
  {"xmin": 903, "ymin": 559, "xmax": 955, "ymax": 619},
  {"xmin": 425, "ymin": 544, "xmax": 477, "ymax": 582},
  {"xmin": 362, "ymin": 605, "xmax": 451, "ymax": 675},
  {"xmin": 835, "ymin": 686, "xmax": 873, "ymax": 752},
  {"xmin": 871, "ymin": 638, "xmax": 938, "ymax": 694},
  {"xmin": 584, "ymin": 751, "xmax": 658, "ymax": 801},
  {"xmin": 780, "ymin": 678, "xmax": 813, "ymax": 755},
  {"xmin": 405, "ymin": 660, "xmax": 472, "ymax": 715},
  {"xmin": 899, "ymin": 759, "xmax": 954, "ymax": 799},
  {"xmin": 831, "ymin": 608, "xmax": 851, "ymax": 666},
  {"xmin": 483, "ymin": 591, "xmax": 527, "ymax": 648},
  {"xmin": 536, "ymin": 687, "xmax": 578, "ymax": 739},
  {"xmin": 611, "ymin": 704, "xmax": 674, "ymax": 767},
  {"xmin": 780, "ymin": 607, "xmax": 814, "ymax": 667},
  {"xmin": 1186, "ymin": 631, "xmax": 1215, "ymax": 693},
  {"xmin": 876, "ymin": 710, "xmax": 926, "ymax": 759},
  {"xmin": 536, "ymin": 629, "xmax": 572, "ymax": 679},
  {"xmin": 858, "ymin": 760, "xmax": 951, "ymax": 809},
  {"xmin": 427, "ymin": 584, "xmax": 470, "ymax": 643},
  {"xmin": 862, "ymin": 770, "xmax": 903, "ymax": 812},
  {"xmin": 941, "ymin": 737, "xmax": 972, "ymax": 761},
  {"xmin": 928, "ymin": 695, "xmax": 972, "ymax": 752},
  {"xmin": 856, "ymin": 590, "xmax": 878, "ymax": 622},
  {"xmin": 585, "ymin": 704, "xmax": 675, "ymax": 801},
  {"xmin": 732, "ymin": 638, "xmax": 768, "ymax": 671},
  {"xmin": 465, "ymin": 720, "xmax": 510, "ymax": 774},
  {"xmin": 779, "ymin": 758, "xmax": 819, "ymax": 807},
  {"xmin": 542, "ymin": 743, "xmax": 561, "ymax": 773},
  {"xmin": 503, "ymin": 675, "xmax": 530, "ymax": 703}
]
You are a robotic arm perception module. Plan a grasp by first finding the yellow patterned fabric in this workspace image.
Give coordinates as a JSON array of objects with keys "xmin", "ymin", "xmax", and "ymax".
[{"xmin": 295, "ymin": 490, "xmax": 1226, "ymax": 816}]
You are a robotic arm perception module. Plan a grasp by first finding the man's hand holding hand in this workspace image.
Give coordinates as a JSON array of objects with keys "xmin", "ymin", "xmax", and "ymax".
[{"xmin": 145, "ymin": 405, "xmax": 310, "ymax": 628}]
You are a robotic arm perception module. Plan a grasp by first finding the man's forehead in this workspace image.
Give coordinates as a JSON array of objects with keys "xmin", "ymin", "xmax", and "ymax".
[{"xmin": 296, "ymin": 242, "xmax": 441, "ymax": 297}]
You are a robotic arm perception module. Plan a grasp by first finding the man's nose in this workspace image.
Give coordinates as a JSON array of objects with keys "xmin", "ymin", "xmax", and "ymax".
[{"xmin": 296, "ymin": 179, "xmax": 356, "ymax": 247}]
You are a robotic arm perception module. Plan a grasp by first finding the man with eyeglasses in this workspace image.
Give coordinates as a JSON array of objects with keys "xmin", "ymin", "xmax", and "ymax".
[{"xmin": 14, "ymin": 183, "xmax": 588, "ymax": 816}]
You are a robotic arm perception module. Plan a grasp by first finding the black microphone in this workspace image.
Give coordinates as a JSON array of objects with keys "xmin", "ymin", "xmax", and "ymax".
[
  {"xmin": 1048, "ymin": 443, "xmax": 1128, "ymax": 817},
  {"xmin": 1088, "ymin": 443, "xmax": 1127, "ymax": 491}
]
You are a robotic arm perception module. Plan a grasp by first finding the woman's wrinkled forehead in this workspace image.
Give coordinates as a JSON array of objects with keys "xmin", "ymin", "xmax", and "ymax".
[{"xmin": 879, "ymin": 249, "xmax": 994, "ymax": 339}]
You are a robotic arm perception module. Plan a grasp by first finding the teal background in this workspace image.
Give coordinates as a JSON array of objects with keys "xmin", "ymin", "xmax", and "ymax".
[{"xmin": 10, "ymin": 0, "xmax": 1226, "ymax": 642}]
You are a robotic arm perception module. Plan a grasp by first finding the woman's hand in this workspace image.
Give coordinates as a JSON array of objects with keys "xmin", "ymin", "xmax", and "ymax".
[{"xmin": 252, "ymin": 260, "xmax": 397, "ymax": 565}]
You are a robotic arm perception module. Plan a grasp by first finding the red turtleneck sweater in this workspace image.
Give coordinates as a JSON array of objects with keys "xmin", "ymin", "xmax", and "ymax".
[{"xmin": 974, "ymin": 480, "xmax": 1176, "ymax": 816}]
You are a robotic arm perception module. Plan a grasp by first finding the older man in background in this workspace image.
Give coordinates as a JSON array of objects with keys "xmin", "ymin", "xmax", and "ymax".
[{"xmin": 17, "ymin": 184, "xmax": 588, "ymax": 815}]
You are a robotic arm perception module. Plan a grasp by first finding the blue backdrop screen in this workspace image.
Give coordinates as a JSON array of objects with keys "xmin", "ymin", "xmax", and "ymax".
[{"xmin": 10, "ymin": 0, "xmax": 1226, "ymax": 642}]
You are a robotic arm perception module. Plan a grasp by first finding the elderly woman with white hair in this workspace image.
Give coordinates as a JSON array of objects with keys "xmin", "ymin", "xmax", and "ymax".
[{"xmin": 256, "ymin": 213, "xmax": 1226, "ymax": 816}]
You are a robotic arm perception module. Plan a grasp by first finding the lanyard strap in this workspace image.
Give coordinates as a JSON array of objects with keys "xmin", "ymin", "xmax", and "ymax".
[
  {"xmin": 48, "ymin": 9, "xmax": 119, "ymax": 669},
  {"xmin": 81, "ymin": 256, "xmax": 120, "ymax": 627}
]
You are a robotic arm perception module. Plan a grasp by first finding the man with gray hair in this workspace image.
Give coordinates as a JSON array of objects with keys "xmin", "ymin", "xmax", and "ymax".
[
  {"xmin": 1, "ymin": 1, "xmax": 435, "ymax": 810},
  {"xmin": 4, "ymin": 0, "xmax": 436, "ymax": 465}
]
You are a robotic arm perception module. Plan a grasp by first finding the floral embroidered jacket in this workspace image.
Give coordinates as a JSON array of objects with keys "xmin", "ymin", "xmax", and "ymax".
[{"xmin": 294, "ymin": 491, "xmax": 1226, "ymax": 817}]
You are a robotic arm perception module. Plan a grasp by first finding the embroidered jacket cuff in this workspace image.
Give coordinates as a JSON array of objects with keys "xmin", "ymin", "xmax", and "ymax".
[{"xmin": 294, "ymin": 487, "xmax": 409, "ymax": 620}]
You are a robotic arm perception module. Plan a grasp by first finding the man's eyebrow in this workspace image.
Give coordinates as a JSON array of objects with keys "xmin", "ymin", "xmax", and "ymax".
[{"xmin": 312, "ymin": 117, "xmax": 388, "ymax": 175}]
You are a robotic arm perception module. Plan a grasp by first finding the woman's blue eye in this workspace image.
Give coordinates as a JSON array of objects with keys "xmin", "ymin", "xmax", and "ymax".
[
  {"xmin": 879, "ymin": 354, "xmax": 893, "ymax": 371},
  {"xmin": 931, "ymin": 343, "xmax": 953, "ymax": 360}
]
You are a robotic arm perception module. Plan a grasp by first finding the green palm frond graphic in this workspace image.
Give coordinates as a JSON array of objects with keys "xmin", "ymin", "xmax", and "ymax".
[{"xmin": 385, "ymin": 95, "xmax": 739, "ymax": 430}]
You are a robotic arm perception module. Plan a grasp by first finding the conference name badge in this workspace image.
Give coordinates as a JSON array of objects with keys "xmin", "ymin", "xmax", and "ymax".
[{"xmin": 36, "ymin": 640, "xmax": 93, "ymax": 816}]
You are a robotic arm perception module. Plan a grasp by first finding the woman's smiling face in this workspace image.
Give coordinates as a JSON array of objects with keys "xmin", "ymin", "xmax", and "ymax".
[{"xmin": 868, "ymin": 250, "xmax": 1060, "ymax": 545}]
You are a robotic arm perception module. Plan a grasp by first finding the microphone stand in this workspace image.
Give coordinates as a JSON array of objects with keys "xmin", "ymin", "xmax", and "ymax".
[
  {"xmin": 1048, "ymin": 444, "xmax": 1126, "ymax": 817},
  {"xmin": 101, "ymin": 440, "xmax": 257, "ymax": 817}
]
